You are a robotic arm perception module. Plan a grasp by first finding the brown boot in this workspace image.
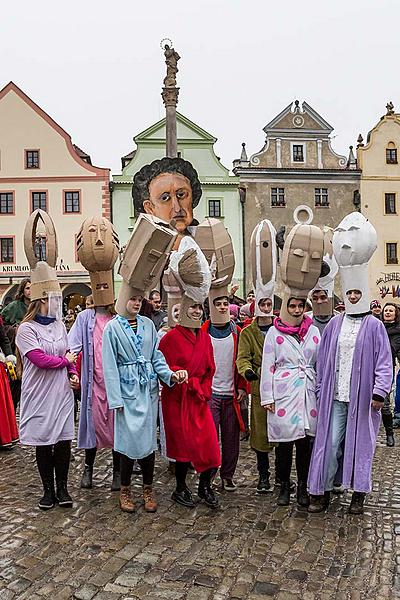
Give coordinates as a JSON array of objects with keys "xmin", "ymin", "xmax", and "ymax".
[
  {"xmin": 143, "ymin": 485, "xmax": 158, "ymax": 513},
  {"xmin": 119, "ymin": 485, "xmax": 135, "ymax": 513}
]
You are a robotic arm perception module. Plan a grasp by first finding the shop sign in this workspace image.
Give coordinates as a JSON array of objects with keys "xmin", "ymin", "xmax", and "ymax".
[{"xmin": 376, "ymin": 272, "xmax": 400, "ymax": 298}]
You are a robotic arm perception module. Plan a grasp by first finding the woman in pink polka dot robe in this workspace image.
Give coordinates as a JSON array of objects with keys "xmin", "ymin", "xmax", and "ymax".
[{"xmin": 260, "ymin": 298, "xmax": 321, "ymax": 507}]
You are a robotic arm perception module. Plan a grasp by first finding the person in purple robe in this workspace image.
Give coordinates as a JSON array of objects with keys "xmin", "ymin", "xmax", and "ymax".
[{"xmin": 308, "ymin": 213, "xmax": 393, "ymax": 515}]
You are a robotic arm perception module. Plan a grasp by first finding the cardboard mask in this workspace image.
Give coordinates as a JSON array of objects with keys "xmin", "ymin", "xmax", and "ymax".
[
  {"xmin": 333, "ymin": 212, "xmax": 377, "ymax": 315},
  {"xmin": 280, "ymin": 206, "xmax": 323, "ymax": 325},
  {"xmin": 250, "ymin": 219, "xmax": 277, "ymax": 318},
  {"xmin": 24, "ymin": 209, "xmax": 61, "ymax": 301},
  {"xmin": 310, "ymin": 227, "xmax": 338, "ymax": 316},
  {"xmin": 76, "ymin": 216, "xmax": 120, "ymax": 307},
  {"xmin": 115, "ymin": 213, "xmax": 177, "ymax": 318},
  {"xmin": 194, "ymin": 218, "xmax": 235, "ymax": 325},
  {"xmin": 162, "ymin": 267, "xmax": 182, "ymax": 328}
]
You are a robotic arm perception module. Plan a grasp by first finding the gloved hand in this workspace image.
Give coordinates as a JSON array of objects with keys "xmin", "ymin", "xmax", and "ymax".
[
  {"xmin": 244, "ymin": 369, "xmax": 258, "ymax": 382},
  {"xmin": 5, "ymin": 354, "xmax": 16, "ymax": 365}
]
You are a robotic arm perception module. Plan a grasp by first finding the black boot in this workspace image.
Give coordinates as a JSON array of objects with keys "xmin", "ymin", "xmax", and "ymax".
[
  {"xmin": 80, "ymin": 465, "xmax": 93, "ymax": 489},
  {"xmin": 382, "ymin": 413, "xmax": 395, "ymax": 447},
  {"xmin": 277, "ymin": 482, "xmax": 290, "ymax": 506},
  {"xmin": 56, "ymin": 480, "xmax": 73, "ymax": 508},
  {"xmin": 349, "ymin": 491, "xmax": 365, "ymax": 515},
  {"xmin": 296, "ymin": 481, "xmax": 309, "ymax": 507},
  {"xmin": 198, "ymin": 470, "xmax": 219, "ymax": 508},
  {"xmin": 38, "ymin": 479, "xmax": 56, "ymax": 510},
  {"xmin": 308, "ymin": 491, "xmax": 330, "ymax": 513},
  {"xmin": 256, "ymin": 475, "xmax": 272, "ymax": 493}
]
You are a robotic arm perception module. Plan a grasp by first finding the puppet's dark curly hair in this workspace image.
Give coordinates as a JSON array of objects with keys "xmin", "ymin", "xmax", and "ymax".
[{"xmin": 132, "ymin": 157, "xmax": 202, "ymax": 213}]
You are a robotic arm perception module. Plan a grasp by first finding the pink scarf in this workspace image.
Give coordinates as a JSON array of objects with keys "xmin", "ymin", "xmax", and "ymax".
[{"xmin": 274, "ymin": 314, "xmax": 313, "ymax": 341}]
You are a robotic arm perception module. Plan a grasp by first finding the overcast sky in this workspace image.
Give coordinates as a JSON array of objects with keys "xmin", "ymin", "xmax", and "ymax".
[{"xmin": 2, "ymin": 1, "xmax": 399, "ymax": 174}]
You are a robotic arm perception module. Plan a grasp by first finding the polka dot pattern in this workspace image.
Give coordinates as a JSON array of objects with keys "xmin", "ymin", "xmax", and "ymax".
[
  {"xmin": 276, "ymin": 336, "xmax": 284, "ymax": 345},
  {"xmin": 310, "ymin": 409, "xmax": 317, "ymax": 418},
  {"xmin": 277, "ymin": 408, "xmax": 286, "ymax": 417},
  {"xmin": 313, "ymin": 336, "xmax": 319, "ymax": 344}
]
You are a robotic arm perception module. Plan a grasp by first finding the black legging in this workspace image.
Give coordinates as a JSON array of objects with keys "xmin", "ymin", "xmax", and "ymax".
[
  {"xmin": 36, "ymin": 440, "xmax": 71, "ymax": 484},
  {"xmin": 275, "ymin": 436, "xmax": 311, "ymax": 483},
  {"xmin": 85, "ymin": 447, "xmax": 121, "ymax": 472},
  {"xmin": 175, "ymin": 462, "xmax": 217, "ymax": 492},
  {"xmin": 120, "ymin": 452, "xmax": 155, "ymax": 486}
]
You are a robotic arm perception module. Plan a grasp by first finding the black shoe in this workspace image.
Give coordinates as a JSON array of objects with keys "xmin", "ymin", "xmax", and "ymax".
[
  {"xmin": 56, "ymin": 481, "xmax": 73, "ymax": 508},
  {"xmin": 198, "ymin": 483, "xmax": 219, "ymax": 508},
  {"xmin": 172, "ymin": 487, "xmax": 195, "ymax": 508},
  {"xmin": 111, "ymin": 471, "xmax": 121, "ymax": 492},
  {"xmin": 349, "ymin": 491, "xmax": 365, "ymax": 515},
  {"xmin": 296, "ymin": 481, "xmax": 309, "ymax": 507},
  {"xmin": 256, "ymin": 475, "xmax": 272, "ymax": 494},
  {"xmin": 222, "ymin": 478, "xmax": 237, "ymax": 492},
  {"xmin": 80, "ymin": 464, "xmax": 93, "ymax": 489},
  {"xmin": 275, "ymin": 477, "xmax": 296, "ymax": 493},
  {"xmin": 387, "ymin": 432, "xmax": 395, "ymax": 447},
  {"xmin": 38, "ymin": 482, "xmax": 56, "ymax": 511},
  {"xmin": 308, "ymin": 492, "xmax": 330, "ymax": 513},
  {"xmin": 277, "ymin": 482, "xmax": 290, "ymax": 506}
]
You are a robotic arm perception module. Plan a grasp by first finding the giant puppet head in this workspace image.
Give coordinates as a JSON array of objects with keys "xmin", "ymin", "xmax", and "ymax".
[
  {"xmin": 309, "ymin": 227, "xmax": 338, "ymax": 317},
  {"xmin": 24, "ymin": 209, "xmax": 62, "ymax": 319},
  {"xmin": 332, "ymin": 212, "xmax": 377, "ymax": 315},
  {"xmin": 279, "ymin": 206, "xmax": 324, "ymax": 325},
  {"xmin": 250, "ymin": 219, "xmax": 277, "ymax": 318},
  {"xmin": 76, "ymin": 216, "xmax": 120, "ymax": 307},
  {"xmin": 115, "ymin": 213, "xmax": 178, "ymax": 319},
  {"xmin": 194, "ymin": 218, "xmax": 235, "ymax": 325},
  {"xmin": 132, "ymin": 157, "xmax": 202, "ymax": 234}
]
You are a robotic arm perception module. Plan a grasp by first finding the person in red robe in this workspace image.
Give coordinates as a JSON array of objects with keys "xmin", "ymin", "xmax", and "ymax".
[
  {"xmin": 0, "ymin": 320, "xmax": 18, "ymax": 448},
  {"xmin": 159, "ymin": 303, "xmax": 221, "ymax": 509}
]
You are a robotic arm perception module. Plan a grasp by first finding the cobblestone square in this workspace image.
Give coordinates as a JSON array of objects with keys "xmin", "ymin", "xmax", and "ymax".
[{"xmin": 1, "ymin": 431, "xmax": 400, "ymax": 599}]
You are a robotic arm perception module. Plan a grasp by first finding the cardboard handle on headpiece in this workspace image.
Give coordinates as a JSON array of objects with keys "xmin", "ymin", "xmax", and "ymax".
[{"xmin": 24, "ymin": 209, "xmax": 58, "ymax": 269}]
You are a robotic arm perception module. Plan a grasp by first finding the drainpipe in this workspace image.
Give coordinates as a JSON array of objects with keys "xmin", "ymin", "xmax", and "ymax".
[
  {"xmin": 108, "ymin": 181, "xmax": 116, "ymax": 294},
  {"xmin": 239, "ymin": 187, "xmax": 247, "ymax": 295}
]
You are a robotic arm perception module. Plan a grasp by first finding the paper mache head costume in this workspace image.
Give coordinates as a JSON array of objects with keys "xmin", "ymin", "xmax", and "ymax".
[
  {"xmin": 76, "ymin": 216, "xmax": 119, "ymax": 307},
  {"xmin": 250, "ymin": 219, "xmax": 277, "ymax": 318},
  {"xmin": 309, "ymin": 226, "xmax": 338, "ymax": 316},
  {"xmin": 115, "ymin": 213, "xmax": 178, "ymax": 319},
  {"xmin": 332, "ymin": 212, "xmax": 377, "ymax": 315},
  {"xmin": 24, "ymin": 209, "xmax": 61, "ymax": 302},
  {"xmin": 166, "ymin": 235, "xmax": 211, "ymax": 329},
  {"xmin": 279, "ymin": 206, "xmax": 324, "ymax": 325},
  {"xmin": 194, "ymin": 218, "xmax": 235, "ymax": 325}
]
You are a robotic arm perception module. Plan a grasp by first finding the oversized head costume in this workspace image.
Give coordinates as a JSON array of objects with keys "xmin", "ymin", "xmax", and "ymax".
[
  {"xmin": 309, "ymin": 227, "xmax": 338, "ymax": 317},
  {"xmin": 116, "ymin": 213, "xmax": 177, "ymax": 318},
  {"xmin": 332, "ymin": 212, "xmax": 377, "ymax": 315},
  {"xmin": 76, "ymin": 216, "xmax": 119, "ymax": 307},
  {"xmin": 279, "ymin": 206, "xmax": 324, "ymax": 325},
  {"xmin": 24, "ymin": 209, "xmax": 62, "ymax": 318},
  {"xmin": 194, "ymin": 218, "xmax": 235, "ymax": 325},
  {"xmin": 250, "ymin": 219, "xmax": 277, "ymax": 318},
  {"xmin": 167, "ymin": 235, "xmax": 211, "ymax": 329}
]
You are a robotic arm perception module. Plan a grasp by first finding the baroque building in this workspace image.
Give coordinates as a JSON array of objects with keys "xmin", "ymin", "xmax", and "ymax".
[
  {"xmin": 357, "ymin": 102, "xmax": 400, "ymax": 302},
  {"xmin": 233, "ymin": 100, "xmax": 361, "ymax": 293},
  {"xmin": 0, "ymin": 82, "xmax": 110, "ymax": 307}
]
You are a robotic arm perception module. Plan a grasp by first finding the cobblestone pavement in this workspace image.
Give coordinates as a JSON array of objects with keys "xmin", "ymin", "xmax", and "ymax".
[{"xmin": 1, "ymin": 428, "xmax": 400, "ymax": 600}]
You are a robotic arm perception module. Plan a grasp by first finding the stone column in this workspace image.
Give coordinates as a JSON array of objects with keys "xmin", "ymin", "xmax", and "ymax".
[{"xmin": 161, "ymin": 87, "xmax": 179, "ymax": 158}]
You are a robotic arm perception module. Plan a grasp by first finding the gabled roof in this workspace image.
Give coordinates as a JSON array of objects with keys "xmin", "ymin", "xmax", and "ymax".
[
  {"xmin": 134, "ymin": 111, "xmax": 216, "ymax": 144},
  {"xmin": 0, "ymin": 81, "xmax": 108, "ymax": 174},
  {"xmin": 263, "ymin": 100, "xmax": 333, "ymax": 135}
]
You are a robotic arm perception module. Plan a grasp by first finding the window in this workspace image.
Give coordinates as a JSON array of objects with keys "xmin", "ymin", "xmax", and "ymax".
[
  {"xmin": 0, "ymin": 192, "xmax": 14, "ymax": 214},
  {"xmin": 25, "ymin": 150, "xmax": 40, "ymax": 169},
  {"xmin": 292, "ymin": 144, "xmax": 304, "ymax": 162},
  {"xmin": 386, "ymin": 242, "xmax": 398, "ymax": 265},
  {"xmin": 35, "ymin": 238, "xmax": 47, "ymax": 261},
  {"xmin": 31, "ymin": 191, "xmax": 47, "ymax": 212},
  {"xmin": 64, "ymin": 191, "xmax": 80, "ymax": 213},
  {"xmin": 386, "ymin": 142, "xmax": 398, "ymax": 164},
  {"xmin": 0, "ymin": 238, "xmax": 14, "ymax": 263},
  {"xmin": 385, "ymin": 193, "xmax": 397, "ymax": 214},
  {"xmin": 271, "ymin": 187, "xmax": 285, "ymax": 207},
  {"xmin": 208, "ymin": 199, "xmax": 221, "ymax": 218},
  {"xmin": 315, "ymin": 188, "xmax": 329, "ymax": 207}
]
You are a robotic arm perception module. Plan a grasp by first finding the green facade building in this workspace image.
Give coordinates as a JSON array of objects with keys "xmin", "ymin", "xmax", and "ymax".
[{"xmin": 112, "ymin": 112, "xmax": 244, "ymax": 292}]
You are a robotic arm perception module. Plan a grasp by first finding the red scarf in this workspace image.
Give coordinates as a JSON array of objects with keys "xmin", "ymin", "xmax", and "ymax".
[{"xmin": 274, "ymin": 314, "xmax": 313, "ymax": 341}]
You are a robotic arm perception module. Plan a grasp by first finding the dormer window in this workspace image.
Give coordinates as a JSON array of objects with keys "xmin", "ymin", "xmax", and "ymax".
[
  {"xmin": 291, "ymin": 143, "xmax": 305, "ymax": 163},
  {"xmin": 386, "ymin": 142, "xmax": 397, "ymax": 164}
]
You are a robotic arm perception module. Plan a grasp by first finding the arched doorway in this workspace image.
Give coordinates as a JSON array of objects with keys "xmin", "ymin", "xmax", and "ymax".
[{"xmin": 62, "ymin": 283, "xmax": 92, "ymax": 314}]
